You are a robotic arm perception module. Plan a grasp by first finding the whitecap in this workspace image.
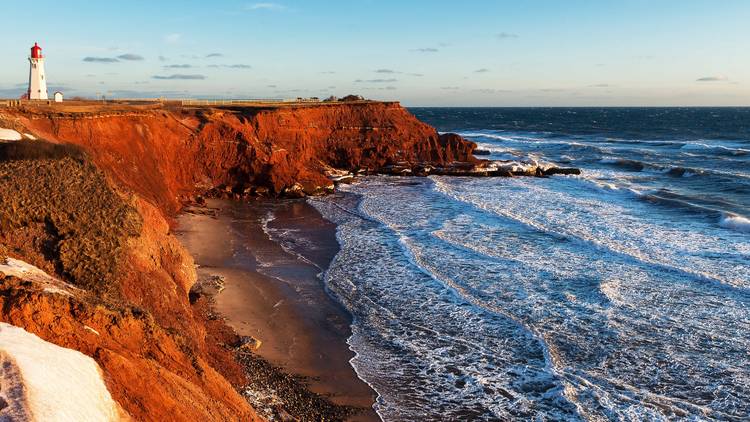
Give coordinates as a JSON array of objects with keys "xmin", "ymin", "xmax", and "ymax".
[
  {"xmin": 719, "ymin": 213, "xmax": 750, "ymax": 233},
  {"xmin": 680, "ymin": 142, "xmax": 749, "ymax": 156}
]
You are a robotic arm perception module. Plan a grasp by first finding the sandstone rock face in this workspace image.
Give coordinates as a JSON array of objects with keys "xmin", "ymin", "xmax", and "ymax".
[
  {"xmin": 0, "ymin": 143, "xmax": 258, "ymax": 421},
  {"xmin": 0, "ymin": 102, "xmax": 476, "ymax": 421},
  {"xmin": 0, "ymin": 273, "xmax": 258, "ymax": 422},
  {"xmin": 9, "ymin": 102, "xmax": 477, "ymax": 215}
]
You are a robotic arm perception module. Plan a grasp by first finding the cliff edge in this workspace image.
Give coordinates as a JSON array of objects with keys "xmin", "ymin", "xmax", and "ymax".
[
  {"xmin": 4, "ymin": 102, "xmax": 478, "ymax": 215},
  {"xmin": 0, "ymin": 101, "xmax": 479, "ymax": 421}
]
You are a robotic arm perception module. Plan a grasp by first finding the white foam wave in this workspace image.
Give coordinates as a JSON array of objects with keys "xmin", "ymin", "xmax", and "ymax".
[
  {"xmin": 680, "ymin": 142, "xmax": 750, "ymax": 156},
  {"xmin": 599, "ymin": 157, "xmax": 619, "ymax": 164},
  {"xmin": 432, "ymin": 176, "xmax": 750, "ymax": 289},
  {"xmin": 719, "ymin": 213, "xmax": 750, "ymax": 233},
  {"xmin": 259, "ymin": 210, "xmax": 323, "ymax": 271},
  {"xmin": 313, "ymin": 176, "xmax": 750, "ymax": 420},
  {"xmin": 458, "ymin": 131, "xmax": 547, "ymax": 143}
]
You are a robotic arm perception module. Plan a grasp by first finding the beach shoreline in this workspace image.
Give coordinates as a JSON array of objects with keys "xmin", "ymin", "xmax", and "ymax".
[{"xmin": 175, "ymin": 198, "xmax": 379, "ymax": 421}]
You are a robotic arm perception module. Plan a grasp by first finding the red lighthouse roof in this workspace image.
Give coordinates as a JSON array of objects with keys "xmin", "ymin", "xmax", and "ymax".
[{"xmin": 31, "ymin": 42, "xmax": 43, "ymax": 59}]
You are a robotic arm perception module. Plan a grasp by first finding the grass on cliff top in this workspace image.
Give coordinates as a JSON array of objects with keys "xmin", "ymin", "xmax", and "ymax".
[{"xmin": 0, "ymin": 140, "xmax": 143, "ymax": 297}]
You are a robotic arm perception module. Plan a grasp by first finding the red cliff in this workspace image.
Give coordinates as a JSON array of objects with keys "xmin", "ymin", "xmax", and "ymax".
[
  {"xmin": 8, "ymin": 102, "xmax": 477, "ymax": 215},
  {"xmin": 0, "ymin": 101, "xmax": 478, "ymax": 421}
]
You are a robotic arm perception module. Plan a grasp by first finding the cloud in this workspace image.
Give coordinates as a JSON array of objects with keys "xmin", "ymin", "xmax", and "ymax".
[
  {"xmin": 206, "ymin": 53, "xmax": 223, "ymax": 58},
  {"xmin": 0, "ymin": 87, "xmax": 25, "ymax": 97},
  {"xmin": 696, "ymin": 76, "xmax": 729, "ymax": 82},
  {"xmin": 164, "ymin": 64, "xmax": 193, "ymax": 68},
  {"xmin": 354, "ymin": 78, "xmax": 398, "ymax": 83},
  {"xmin": 267, "ymin": 84, "xmax": 277, "ymax": 88},
  {"xmin": 83, "ymin": 57, "xmax": 119, "ymax": 63},
  {"xmin": 164, "ymin": 33, "xmax": 182, "ymax": 44},
  {"xmin": 247, "ymin": 3, "xmax": 287, "ymax": 11},
  {"xmin": 362, "ymin": 86, "xmax": 397, "ymax": 91},
  {"xmin": 207, "ymin": 64, "xmax": 252, "ymax": 69},
  {"xmin": 474, "ymin": 68, "xmax": 490, "ymax": 73},
  {"xmin": 104, "ymin": 89, "xmax": 191, "ymax": 98},
  {"xmin": 117, "ymin": 54, "xmax": 144, "ymax": 61},
  {"xmin": 320, "ymin": 71, "xmax": 336, "ymax": 74},
  {"xmin": 373, "ymin": 69, "xmax": 422, "ymax": 77},
  {"xmin": 497, "ymin": 32, "xmax": 519, "ymax": 39},
  {"xmin": 589, "ymin": 83, "xmax": 610, "ymax": 88},
  {"xmin": 441, "ymin": 86, "xmax": 460, "ymax": 90},
  {"xmin": 472, "ymin": 88, "xmax": 512, "ymax": 94},
  {"xmin": 411, "ymin": 48, "xmax": 439, "ymax": 53},
  {"xmin": 152, "ymin": 74, "xmax": 206, "ymax": 80},
  {"xmin": 158, "ymin": 56, "xmax": 168, "ymax": 62}
]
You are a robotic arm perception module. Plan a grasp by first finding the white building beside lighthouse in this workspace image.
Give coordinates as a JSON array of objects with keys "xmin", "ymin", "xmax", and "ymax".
[{"xmin": 28, "ymin": 42, "xmax": 48, "ymax": 100}]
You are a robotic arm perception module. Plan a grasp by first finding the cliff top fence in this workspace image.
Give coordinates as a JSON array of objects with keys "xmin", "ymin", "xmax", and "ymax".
[
  {"xmin": 180, "ymin": 99, "xmax": 289, "ymax": 106},
  {"xmin": 0, "ymin": 98, "xmax": 387, "ymax": 113},
  {"xmin": 1, "ymin": 99, "xmax": 41, "ymax": 107}
]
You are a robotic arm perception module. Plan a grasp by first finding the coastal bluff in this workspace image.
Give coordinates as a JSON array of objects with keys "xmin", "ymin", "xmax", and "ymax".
[
  {"xmin": 0, "ymin": 101, "xmax": 482, "ymax": 421},
  {"xmin": 2, "ymin": 101, "xmax": 479, "ymax": 216}
]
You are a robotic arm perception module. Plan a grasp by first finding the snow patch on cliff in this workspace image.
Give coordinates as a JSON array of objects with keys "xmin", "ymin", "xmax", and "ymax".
[
  {"xmin": 0, "ymin": 323, "xmax": 124, "ymax": 421},
  {"xmin": 0, "ymin": 258, "xmax": 81, "ymax": 297},
  {"xmin": 0, "ymin": 128, "xmax": 23, "ymax": 141}
]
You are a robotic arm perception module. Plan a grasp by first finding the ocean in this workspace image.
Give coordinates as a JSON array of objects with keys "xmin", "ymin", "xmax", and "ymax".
[{"xmin": 304, "ymin": 108, "xmax": 750, "ymax": 421}]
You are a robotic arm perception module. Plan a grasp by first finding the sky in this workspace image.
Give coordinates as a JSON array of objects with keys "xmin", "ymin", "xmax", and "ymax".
[{"xmin": 0, "ymin": 0, "xmax": 748, "ymax": 106}]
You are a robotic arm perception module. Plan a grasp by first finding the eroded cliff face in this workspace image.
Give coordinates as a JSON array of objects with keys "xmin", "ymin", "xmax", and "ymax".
[
  {"xmin": 0, "ymin": 102, "xmax": 476, "ymax": 421},
  {"xmin": 0, "ymin": 143, "xmax": 258, "ymax": 421},
  {"xmin": 8, "ymin": 102, "xmax": 477, "ymax": 215}
]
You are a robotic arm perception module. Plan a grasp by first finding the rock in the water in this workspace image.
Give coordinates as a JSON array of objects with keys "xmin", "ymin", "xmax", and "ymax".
[{"xmin": 543, "ymin": 167, "xmax": 582, "ymax": 176}]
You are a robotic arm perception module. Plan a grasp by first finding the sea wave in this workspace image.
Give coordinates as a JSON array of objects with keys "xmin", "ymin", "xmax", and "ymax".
[
  {"xmin": 458, "ymin": 132, "xmax": 544, "ymax": 143},
  {"xmin": 680, "ymin": 142, "xmax": 750, "ymax": 156},
  {"xmin": 259, "ymin": 210, "xmax": 323, "ymax": 271},
  {"xmin": 661, "ymin": 166, "xmax": 703, "ymax": 177},
  {"xmin": 598, "ymin": 157, "xmax": 646, "ymax": 172},
  {"xmin": 432, "ymin": 176, "xmax": 750, "ymax": 290},
  {"xmin": 719, "ymin": 213, "xmax": 750, "ymax": 233}
]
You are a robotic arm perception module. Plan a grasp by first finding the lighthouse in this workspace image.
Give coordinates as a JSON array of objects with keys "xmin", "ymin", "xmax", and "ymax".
[{"xmin": 28, "ymin": 42, "xmax": 49, "ymax": 100}]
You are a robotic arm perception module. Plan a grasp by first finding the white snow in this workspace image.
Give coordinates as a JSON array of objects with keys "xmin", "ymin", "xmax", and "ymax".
[
  {"xmin": 0, "ymin": 323, "xmax": 124, "ymax": 421},
  {"xmin": 0, "ymin": 258, "xmax": 80, "ymax": 297},
  {"xmin": 84, "ymin": 326, "xmax": 101, "ymax": 336},
  {"xmin": 0, "ymin": 128, "xmax": 23, "ymax": 141}
]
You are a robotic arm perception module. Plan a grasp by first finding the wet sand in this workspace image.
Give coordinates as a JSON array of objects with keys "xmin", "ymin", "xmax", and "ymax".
[{"xmin": 175, "ymin": 198, "xmax": 379, "ymax": 421}]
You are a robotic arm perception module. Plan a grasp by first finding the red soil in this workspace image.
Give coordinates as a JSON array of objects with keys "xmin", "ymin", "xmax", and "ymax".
[
  {"xmin": 10, "ymin": 102, "xmax": 476, "ymax": 215},
  {"xmin": 0, "ymin": 102, "xmax": 477, "ymax": 421}
]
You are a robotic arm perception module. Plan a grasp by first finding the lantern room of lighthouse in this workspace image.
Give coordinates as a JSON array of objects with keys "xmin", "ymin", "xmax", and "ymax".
[{"xmin": 28, "ymin": 42, "xmax": 49, "ymax": 100}]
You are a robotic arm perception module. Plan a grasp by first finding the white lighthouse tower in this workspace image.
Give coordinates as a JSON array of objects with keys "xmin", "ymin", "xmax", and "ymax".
[{"xmin": 28, "ymin": 42, "xmax": 48, "ymax": 100}]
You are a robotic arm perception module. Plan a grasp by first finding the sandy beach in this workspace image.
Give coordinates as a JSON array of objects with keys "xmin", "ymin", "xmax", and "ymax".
[{"xmin": 176, "ymin": 198, "xmax": 379, "ymax": 421}]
